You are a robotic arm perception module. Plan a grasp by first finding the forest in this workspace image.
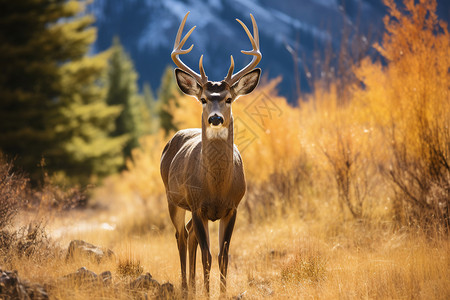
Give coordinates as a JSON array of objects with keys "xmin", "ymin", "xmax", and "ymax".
[{"xmin": 0, "ymin": 0, "xmax": 448, "ymax": 299}]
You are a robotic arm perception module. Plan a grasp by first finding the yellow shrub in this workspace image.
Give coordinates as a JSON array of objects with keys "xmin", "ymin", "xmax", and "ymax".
[
  {"xmin": 354, "ymin": 0, "xmax": 449, "ymax": 227},
  {"xmin": 95, "ymin": 0, "xmax": 449, "ymax": 232}
]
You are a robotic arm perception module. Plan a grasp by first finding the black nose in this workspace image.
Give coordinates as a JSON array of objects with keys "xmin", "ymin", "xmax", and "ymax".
[{"xmin": 208, "ymin": 114, "xmax": 224, "ymax": 126}]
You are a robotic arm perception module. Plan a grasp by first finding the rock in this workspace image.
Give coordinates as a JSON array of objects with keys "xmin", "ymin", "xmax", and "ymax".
[
  {"xmin": 128, "ymin": 273, "xmax": 177, "ymax": 299},
  {"xmin": 129, "ymin": 272, "xmax": 160, "ymax": 290},
  {"xmin": 0, "ymin": 269, "xmax": 29, "ymax": 300},
  {"xmin": 61, "ymin": 267, "xmax": 112, "ymax": 287},
  {"xmin": 127, "ymin": 273, "xmax": 177, "ymax": 299},
  {"xmin": 63, "ymin": 267, "xmax": 97, "ymax": 285},
  {"xmin": 128, "ymin": 272, "xmax": 159, "ymax": 300},
  {"xmin": 0, "ymin": 269, "xmax": 48, "ymax": 300},
  {"xmin": 25, "ymin": 283, "xmax": 49, "ymax": 300},
  {"xmin": 99, "ymin": 271, "xmax": 112, "ymax": 285},
  {"xmin": 159, "ymin": 282, "xmax": 175, "ymax": 299},
  {"xmin": 66, "ymin": 240, "xmax": 114, "ymax": 263}
]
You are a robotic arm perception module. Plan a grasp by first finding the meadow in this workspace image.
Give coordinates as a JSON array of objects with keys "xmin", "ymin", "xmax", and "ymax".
[{"xmin": 1, "ymin": 0, "xmax": 449, "ymax": 299}]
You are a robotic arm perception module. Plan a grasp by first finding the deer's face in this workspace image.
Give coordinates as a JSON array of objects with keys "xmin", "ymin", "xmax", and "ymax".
[
  {"xmin": 200, "ymin": 81, "xmax": 232, "ymax": 130},
  {"xmin": 175, "ymin": 68, "xmax": 260, "ymax": 139}
]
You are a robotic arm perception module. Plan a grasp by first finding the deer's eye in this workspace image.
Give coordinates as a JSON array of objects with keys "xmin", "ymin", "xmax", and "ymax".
[
  {"xmin": 200, "ymin": 98, "xmax": 207, "ymax": 104},
  {"xmin": 225, "ymin": 98, "xmax": 232, "ymax": 104}
]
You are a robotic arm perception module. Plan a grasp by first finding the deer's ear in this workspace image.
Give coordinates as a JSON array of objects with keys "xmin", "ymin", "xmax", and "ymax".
[
  {"xmin": 175, "ymin": 68, "xmax": 202, "ymax": 96},
  {"xmin": 231, "ymin": 68, "xmax": 261, "ymax": 98}
]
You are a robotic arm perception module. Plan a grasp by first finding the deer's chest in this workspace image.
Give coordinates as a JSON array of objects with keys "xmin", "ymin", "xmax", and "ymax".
[
  {"xmin": 200, "ymin": 175, "xmax": 245, "ymax": 221},
  {"xmin": 200, "ymin": 196, "xmax": 234, "ymax": 221}
]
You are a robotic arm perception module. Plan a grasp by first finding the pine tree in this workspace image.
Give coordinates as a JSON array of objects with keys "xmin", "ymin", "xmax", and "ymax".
[
  {"xmin": 143, "ymin": 82, "xmax": 159, "ymax": 134},
  {"xmin": 158, "ymin": 66, "xmax": 182, "ymax": 135},
  {"xmin": 56, "ymin": 52, "xmax": 127, "ymax": 182},
  {"xmin": 143, "ymin": 83, "xmax": 155, "ymax": 108},
  {"xmin": 0, "ymin": 0, "xmax": 68, "ymax": 178},
  {"xmin": 0, "ymin": 0, "xmax": 125, "ymax": 183},
  {"xmin": 105, "ymin": 37, "xmax": 148, "ymax": 161}
]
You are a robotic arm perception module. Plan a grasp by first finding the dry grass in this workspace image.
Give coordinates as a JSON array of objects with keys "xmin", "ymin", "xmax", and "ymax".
[
  {"xmin": 0, "ymin": 154, "xmax": 28, "ymax": 230},
  {"xmin": 4, "ymin": 211, "xmax": 449, "ymax": 299}
]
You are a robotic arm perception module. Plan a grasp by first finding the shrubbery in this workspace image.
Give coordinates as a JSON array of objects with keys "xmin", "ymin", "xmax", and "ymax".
[{"xmin": 96, "ymin": 0, "xmax": 449, "ymax": 233}]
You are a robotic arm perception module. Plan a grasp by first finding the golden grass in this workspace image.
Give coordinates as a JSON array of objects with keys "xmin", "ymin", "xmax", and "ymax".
[{"xmin": 6, "ymin": 210, "xmax": 450, "ymax": 299}]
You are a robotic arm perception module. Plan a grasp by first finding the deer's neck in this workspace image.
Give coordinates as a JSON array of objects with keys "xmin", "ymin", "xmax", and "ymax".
[{"xmin": 201, "ymin": 115, "xmax": 234, "ymax": 193}]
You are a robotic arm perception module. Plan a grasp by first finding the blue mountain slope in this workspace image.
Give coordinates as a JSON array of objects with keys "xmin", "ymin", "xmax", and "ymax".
[{"xmin": 88, "ymin": 0, "xmax": 449, "ymax": 102}]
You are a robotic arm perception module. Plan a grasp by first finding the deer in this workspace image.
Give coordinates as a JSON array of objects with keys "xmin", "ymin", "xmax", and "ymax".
[{"xmin": 160, "ymin": 12, "xmax": 261, "ymax": 296}]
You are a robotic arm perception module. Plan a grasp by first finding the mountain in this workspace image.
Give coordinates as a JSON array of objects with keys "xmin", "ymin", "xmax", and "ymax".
[{"xmin": 88, "ymin": 0, "xmax": 449, "ymax": 102}]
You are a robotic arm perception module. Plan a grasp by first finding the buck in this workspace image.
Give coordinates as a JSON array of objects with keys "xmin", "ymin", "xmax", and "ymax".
[{"xmin": 160, "ymin": 12, "xmax": 261, "ymax": 295}]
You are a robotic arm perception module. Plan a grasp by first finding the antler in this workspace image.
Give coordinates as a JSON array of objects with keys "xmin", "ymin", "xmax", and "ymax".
[
  {"xmin": 171, "ymin": 12, "xmax": 208, "ymax": 85},
  {"xmin": 224, "ymin": 14, "xmax": 262, "ymax": 86}
]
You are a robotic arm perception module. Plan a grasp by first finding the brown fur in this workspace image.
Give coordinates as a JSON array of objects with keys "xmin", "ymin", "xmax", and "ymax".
[
  {"xmin": 162, "ymin": 12, "xmax": 261, "ymax": 296},
  {"xmin": 161, "ymin": 119, "xmax": 246, "ymax": 221},
  {"xmin": 160, "ymin": 73, "xmax": 258, "ymax": 295}
]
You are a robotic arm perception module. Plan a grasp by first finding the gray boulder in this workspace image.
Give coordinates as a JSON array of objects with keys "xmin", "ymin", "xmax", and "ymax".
[
  {"xmin": 129, "ymin": 273, "xmax": 176, "ymax": 299},
  {"xmin": 159, "ymin": 282, "xmax": 175, "ymax": 299},
  {"xmin": 66, "ymin": 240, "xmax": 114, "ymax": 263},
  {"xmin": 61, "ymin": 267, "xmax": 112, "ymax": 287},
  {"xmin": 129, "ymin": 272, "xmax": 160, "ymax": 290}
]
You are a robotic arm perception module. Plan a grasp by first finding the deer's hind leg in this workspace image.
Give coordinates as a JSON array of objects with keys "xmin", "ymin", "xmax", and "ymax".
[{"xmin": 168, "ymin": 203, "xmax": 188, "ymax": 290}]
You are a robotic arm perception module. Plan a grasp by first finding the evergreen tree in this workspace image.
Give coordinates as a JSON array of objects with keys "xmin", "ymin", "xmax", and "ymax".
[
  {"xmin": 143, "ymin": 82, "xmax": 155, "ymax": 108},
  {"xmin": 105, "ymin": 37, "xmax": 148, "ymax": 161},
  {"xmin": 0, "ymin": 0, "xmax": 68, "ymax": 178},
  {"xmin": 56, "ymin": 52, "xmax": 127, "ymax": 182},
  {"xmin": 0, "ymin": 0, "xmax": 125, "ymax": 183},
  {"xmin": 143, "ymin": 82, "xmax": 159, "ymax": 134},
  {"xmin": 157, "ymin": 66, "xmax": 182, "ymax": 135}
]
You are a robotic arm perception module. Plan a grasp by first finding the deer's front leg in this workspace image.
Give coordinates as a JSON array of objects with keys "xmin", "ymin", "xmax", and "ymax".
[
  {"xmin": 168, "ymin": 203, "xmax": 188, "ymax": 290},
  {"xmin": 186, "ymin": 218, "xmax": 198, "ymax": 293},
  {"xmin": 218, "ymin": 209, "xmax": 237, "ymax": 294},
  {"xmin": 192, "ymin": 211, "xmax": 211, "ymax": 295}
]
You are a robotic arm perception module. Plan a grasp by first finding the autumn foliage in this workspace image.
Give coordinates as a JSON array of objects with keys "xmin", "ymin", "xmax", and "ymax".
[{"xmin": 97, "ymin": 0, "xmax": 449, "ymax": 232}]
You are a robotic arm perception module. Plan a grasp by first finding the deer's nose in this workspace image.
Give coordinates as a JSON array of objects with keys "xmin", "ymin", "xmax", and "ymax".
[{"xmin": 208, "ymin": 114, "xmax": 224, "ymax": 126}]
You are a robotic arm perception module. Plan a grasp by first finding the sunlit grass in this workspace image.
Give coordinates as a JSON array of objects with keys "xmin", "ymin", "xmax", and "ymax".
[{"xmin": 6, "ymin": 210, "xmax": 449, "ymax": 299}]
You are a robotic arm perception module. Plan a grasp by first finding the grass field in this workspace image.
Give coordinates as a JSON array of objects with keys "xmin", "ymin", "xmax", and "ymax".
[{"xmin": 3, "ymin": 206, "xmax": 448, "ymax": 299}]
